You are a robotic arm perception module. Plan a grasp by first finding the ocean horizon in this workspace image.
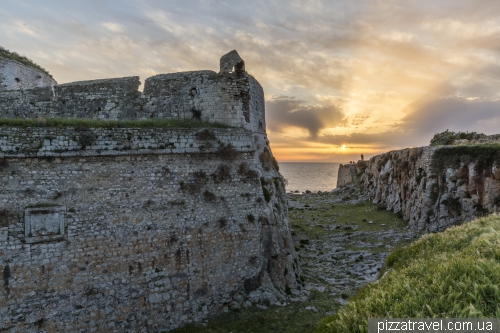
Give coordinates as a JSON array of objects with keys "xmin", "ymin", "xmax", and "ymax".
[{"xmin": 279, "ymin": 162, "xmax": 341, "ymax": 193}]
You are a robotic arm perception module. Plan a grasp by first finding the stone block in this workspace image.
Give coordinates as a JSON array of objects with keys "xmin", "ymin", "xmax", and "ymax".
[{"xmin": 24, "ymin": 206, "xmax": 66, "ymax": 243}]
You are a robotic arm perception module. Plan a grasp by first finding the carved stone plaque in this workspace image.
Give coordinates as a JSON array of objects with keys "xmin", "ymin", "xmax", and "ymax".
[{"xmin": 25, "ymin": 206, "xmax": 66, "ymax": 243}]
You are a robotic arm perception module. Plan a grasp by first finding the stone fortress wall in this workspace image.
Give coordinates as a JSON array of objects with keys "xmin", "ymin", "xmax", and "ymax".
[
  {"xmin": 336, "ymin": 164, "xmax": 357, "ymax": 188},
  {"xmin": 0, "ymin": 53, "xmax": 265, "ymax": 135},
  {"xmin": 0, "ymin": 57, "xmax": 57, "ymax": 91},
  {"xmin": 0, "ymin": 50, "xmax": 300, "ymax": 332}
]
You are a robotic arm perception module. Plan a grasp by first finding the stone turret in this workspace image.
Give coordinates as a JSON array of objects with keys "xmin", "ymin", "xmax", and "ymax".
[{"xmin": 219, "ymin": 50, "xmax": 245, "ymax": 74}]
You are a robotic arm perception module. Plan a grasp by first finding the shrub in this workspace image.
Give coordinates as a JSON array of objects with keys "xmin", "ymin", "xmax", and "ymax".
[
  {"xmin": 494, "ymin": 194, "xmax": 500, "ymax": 206},
  {"xmin": 191, "ymin": 108, "xmax": 202, "ymax": 119},
  {"xmin": 238, "ymin": 162, "xmax": 259, "ymax": 181},
  {"xmin": 203, "ymin": 190, "xmax": 217, "ymax": 202},
  {"xmin": 430, "ymin": 129, "xmax": 456, "ymax": 146},
  {"xmin": 0, "ymin": 158, "xmax": 8, "ymax": 171},
  {"xmin": 247, "ymin": 214, "xmax": 255, "ymax": 222},
  {"xmin": 262, "ymin": 186, "xmax": 271, "ymax": 202},
  {"xmin": 0, "ymin": 209, "xmax": 12, "ymax": 227},
  {"xmin": 216, "ymin": 144, "xmax": 239, "ymax": 160},
  {"xmin": 430, "ymin": 183, "xmax": 440, "ymax": 203},
  {"xmin": 179, "ymin": 181, "xmax": 199, "ymax": 194},
  {"xmin": 356, "ymin": 160, "xmax": 367, "ymax": 173},
  {"xmin": 259, "ymin": 216, "xmax": 269, "ymax": 224},
  {"xmin": 259, "ymin": 148, "xmax": 274, "ymax": 171},
  {"xmin": 196, "ymin": 129, "xmax": 217, "ymax": 141},
  {"xmin": 430, "ymin": 130, "xmax": 486, "ymax": 146},
  {"xmin": 442, "ymin": 197, "xmax": 462, "ymax": 215},
  {"xmin": 211, "ymin": 164, "xmax": 232, "ymax": 183},
  {"xmin": 218, "ymin": 218, "xmax": 228, "ymax": 228},
  {"xmin": 77, "ymin": 132, "xmax": 96, "ymax": 149},
  {"xmin": 260, "ymin": 177, "xmax": 268, "ymax": 186},
  {"xmin": 272, "ymin": 157, "xmax": 280, "ymax": 171}
]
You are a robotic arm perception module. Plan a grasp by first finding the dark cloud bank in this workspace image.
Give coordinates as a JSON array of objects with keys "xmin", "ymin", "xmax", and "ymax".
[{"xmin": 266, "ymin": 96, "xmax": 346, "ymax": 139}]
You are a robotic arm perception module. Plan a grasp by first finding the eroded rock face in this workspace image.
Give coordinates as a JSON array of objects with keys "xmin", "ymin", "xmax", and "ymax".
[{"xmin": 339, "ymin": 144, "xmax": 500, "ymax": 231}]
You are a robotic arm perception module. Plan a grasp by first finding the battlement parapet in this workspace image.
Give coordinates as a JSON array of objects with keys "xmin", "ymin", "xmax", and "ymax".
[{"xmin": 0, "ymin": 51, "xmax": 266, "ymax": 134}]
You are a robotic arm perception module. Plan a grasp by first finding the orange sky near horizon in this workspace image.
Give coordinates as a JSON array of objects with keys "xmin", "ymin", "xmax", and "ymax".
[{"xmin": 3, "ymin": 0, "xmax": 500, "ymax": 163}]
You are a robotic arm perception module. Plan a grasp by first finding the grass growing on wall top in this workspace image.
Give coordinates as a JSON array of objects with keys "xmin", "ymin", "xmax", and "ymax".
[
  {"xmin": 0, "ymin": 117, "xmax": 230, "ymax": 129},
  {"xmin": 0, "ymin": 46, "xmax": 53, "ymax": 77},
  {"xmin": 315, "ymin": 214, "xmax": 500, "ymax": 333}
]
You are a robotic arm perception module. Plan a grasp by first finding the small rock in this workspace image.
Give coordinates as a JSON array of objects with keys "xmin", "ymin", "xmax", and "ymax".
[
  {"xmin": 337, "ymin": 298, "xmax": 348, "ymax": 305},
  {"xmin": 368, "ymin": 221, "xmax": 373, "ymax": 224},
  {"xmin": 381, "ymin": 224, "xmax": 386, "ymax": 226},
  {"xmin": 305, "ymin": 306, "xmax": 318, "ymax": 312},
  {"xmin": 305, "ymin": 190, "xmax": 311, "ymax": 193},
  {"xmin": 256, "ymin": 304, "xmax": 268, "ymax": 310}
]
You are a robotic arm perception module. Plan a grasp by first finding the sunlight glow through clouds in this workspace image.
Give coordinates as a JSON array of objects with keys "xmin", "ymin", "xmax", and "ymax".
[{"xmin": 2, "ymin": 0, "xmax": 500, "ymax": 162}]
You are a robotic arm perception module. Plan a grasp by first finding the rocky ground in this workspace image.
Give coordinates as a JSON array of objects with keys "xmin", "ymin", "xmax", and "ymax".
[
  {"xmin": 288, "ymin": 185, "xmax": 420, "ymax": 314},
  {"xmin": 170, "ymin": 185, "xmax": 422, "ymax": 333}
]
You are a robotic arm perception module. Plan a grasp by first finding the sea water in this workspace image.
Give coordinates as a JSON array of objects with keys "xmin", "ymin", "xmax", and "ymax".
[{"xmin": 278, "ymin": 162, "xmax": 340, "ymax": 193}]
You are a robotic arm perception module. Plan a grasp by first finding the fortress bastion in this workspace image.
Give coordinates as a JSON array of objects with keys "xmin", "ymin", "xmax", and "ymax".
[{"xmin": 0, "ymin": 50, "xmax": 300, "ymax": 332}]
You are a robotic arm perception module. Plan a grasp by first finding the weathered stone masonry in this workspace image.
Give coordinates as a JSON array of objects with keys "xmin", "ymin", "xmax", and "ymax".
[
  {"xmin": 0, "ymin": 57, "xmax": 57, "ymax": 92},
  {"xmin": 0, "ymin": 51, "xmax": 299, "ymax": 332},
  {"xmin": 337, "ymin": 137, "xmax": 500, "ymax": 232}
]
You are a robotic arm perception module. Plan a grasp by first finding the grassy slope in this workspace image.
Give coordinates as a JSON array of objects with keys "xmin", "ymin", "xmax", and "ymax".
[{"xmin": 315, "ymin": 214, "xmax": 500, "ymax": 333}]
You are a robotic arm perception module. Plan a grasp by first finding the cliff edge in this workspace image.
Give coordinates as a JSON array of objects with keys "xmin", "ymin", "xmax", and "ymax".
[{"xmin": 336, "ymin": 134, "xmax": 500, "ymax": 231}]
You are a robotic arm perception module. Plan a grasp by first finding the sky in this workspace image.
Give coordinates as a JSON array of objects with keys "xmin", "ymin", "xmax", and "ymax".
[{"xmin": 2, "ymin": 0, "xmax": 500, "ymax": 162}]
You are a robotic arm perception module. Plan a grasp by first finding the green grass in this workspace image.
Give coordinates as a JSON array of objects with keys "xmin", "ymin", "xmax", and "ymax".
[
  {"xmin": 167, "ymin": 291, "xmax": 337, "ymax": 333},
  {"xmin": 289, "ymin": 198, "xmax": 407, "ymax": 240},
  {"xmin": 315, "ymin": 214, "xmax": 500, "ymax": 333},
  {"xmin": 0, "ymin": 117, "xmax": 230, "ymax": 129}
]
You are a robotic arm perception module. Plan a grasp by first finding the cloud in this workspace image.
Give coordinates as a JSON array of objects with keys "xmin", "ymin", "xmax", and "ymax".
[
  {"xmin": 402, "ymin": 96, "xmax": 500, "ymax": 138},
  {"xmin": 101, "ymin": 22, "xmax": 126, "ymax": 33},
  {"xmin": 320, "ymin": 96, "xmax": 500, "ymax": 150},
  {"xmin": 3, "ymin": 0, "xmax": 500, "ymax": 161},
  {"xmin": 266, "ymin": 96, "xmax": 346, "ymax": 138}
]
